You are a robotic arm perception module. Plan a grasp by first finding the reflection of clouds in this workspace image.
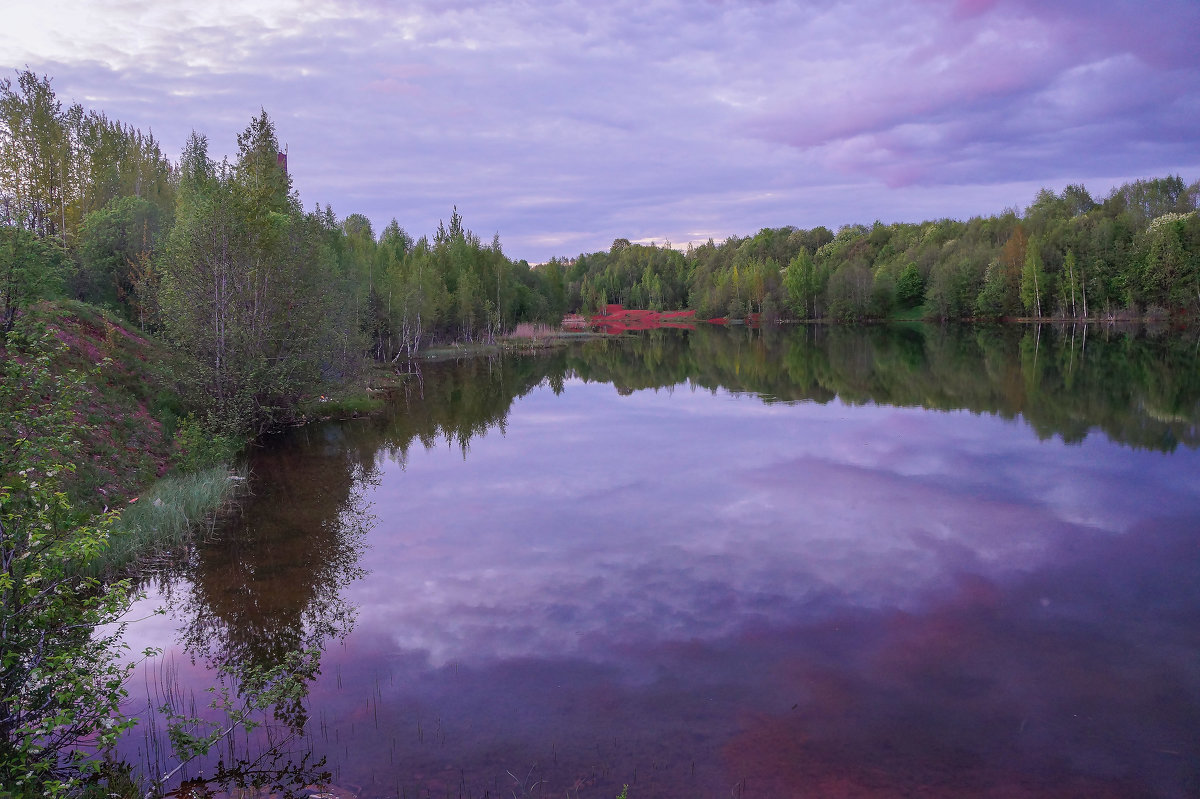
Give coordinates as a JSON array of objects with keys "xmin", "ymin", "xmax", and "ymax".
[
  {"xmin": 302, "ymin": 513, "xmax": 1200, "ymax": 797},
  {"xmin": 718, "ymin": 514, "xmax": 1200, "ymax": 796},
  {"xmin": 345, "ymin": 380, "xmax": 1200, "ymax": 668},
  {"xmin": 111, "ymin": 362, "xmax": 1200, "ymax": 796}
]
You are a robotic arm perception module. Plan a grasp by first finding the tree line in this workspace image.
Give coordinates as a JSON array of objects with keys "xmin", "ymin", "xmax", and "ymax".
[
  {"xmin": 1, "ymin": 69, "xmax": 571, "ymax": 438},
  {"xmin": 541, "ymin": 178, "xmax": 1200, "ymax": 322}
]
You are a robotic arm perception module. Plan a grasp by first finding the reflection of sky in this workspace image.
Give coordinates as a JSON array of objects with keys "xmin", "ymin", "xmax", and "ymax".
[
  {"xmin": 118, "ymin": 375, "xmax": 1200, "ymax": 796},
  {"xmin": 339, "ymin": 378, "xmax": 1199, "ymax": 668}
]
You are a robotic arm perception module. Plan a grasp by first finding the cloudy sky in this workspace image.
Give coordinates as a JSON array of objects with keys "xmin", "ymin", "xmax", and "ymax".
[{"xmin": 3, "ymin": 0, "xmax": 1198, "ymax": 262}]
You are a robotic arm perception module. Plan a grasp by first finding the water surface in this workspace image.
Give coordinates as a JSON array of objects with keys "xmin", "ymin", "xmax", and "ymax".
[{"xmin": 120, "ymin": 325, "xmax": 1200, "ymax": 798}]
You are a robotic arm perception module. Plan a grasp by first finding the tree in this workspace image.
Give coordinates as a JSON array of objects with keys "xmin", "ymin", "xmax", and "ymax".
[
  {"xmin": 74, "ymin": 195, "xmax": 165, "ymax": 317},
  {"xmin": 1061, "ymin": 250, "xmax": 1080, "ymax": 318},
  {"xmin": 784, "ymin": 249, "xmax": 816, "ymax": 319},
  {"xmin": 895, "ymin": 262, "xmax": 924, "ymax": 308},
  {"xmin": 826, "ymin": 263, "xmax": 872, "ymax": 320},
  {"xmin": 1140, "ymin": 213, "xmax": 1191, "ymax": 311},
  {"xmin": 926, "ymin": 259, "xmax": 978, "ymax": 320},
  {"xmin": 0, "ymin": 70, "xmax": 72, "ymax": 240},
  {"xmin": 161, "ymin": 117, "xmax": 358, "ymax": 435},
  {"xmin": 1, "ymin": 226, "xmax": 66, "ymax": 332},
  {"xmin": 1021, "ymin": 235, "xmax": 1046, "ymax": 317},
  {"xmin": 0, "ymin": 323, "xmax": 140, "ymax": 795},
  {"xmin": 233, "ymin": 110, "xmax": 293, "ymax": 221}
]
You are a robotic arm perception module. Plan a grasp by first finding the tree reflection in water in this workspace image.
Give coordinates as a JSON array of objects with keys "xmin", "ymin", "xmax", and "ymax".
[
  {"xmin": 124, "ymin": 322, "xmax": 1200, "ymax": 796},
  {"xmin": 133, "ymin": 426, "xmax": 374, "ymax": 793}
]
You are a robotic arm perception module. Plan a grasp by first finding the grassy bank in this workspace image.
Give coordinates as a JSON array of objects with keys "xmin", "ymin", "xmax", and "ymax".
[
  {"xmin": 23, "ymin": 300, "xmax": 183, "ymax": 514},
  {"xmin": 6, "ymin": 301, "xmax": 253, "ymax": 577},
  {"xmin": 297, "ymin": 391, "xmax": 389, "ymax": 421}
]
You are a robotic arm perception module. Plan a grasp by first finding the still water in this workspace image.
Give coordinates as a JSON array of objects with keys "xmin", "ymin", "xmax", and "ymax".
[{"xmin": 120, "ymin": 325, "xmax": 1200, "ymax": 798}]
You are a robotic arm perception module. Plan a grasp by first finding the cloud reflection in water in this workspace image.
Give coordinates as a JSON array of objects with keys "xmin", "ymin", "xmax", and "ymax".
[
  {"xmin": 350, "ymin": 380, "xmax": 1194, "ymax": 669},
  {"xmin": 124, "ymin": 352, "xmax": 1200, "ymax": 796}
]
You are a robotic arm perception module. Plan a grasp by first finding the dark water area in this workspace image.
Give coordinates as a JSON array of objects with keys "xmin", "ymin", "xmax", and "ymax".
[{"xmin": 118, "ymin": 324, "xmax": 1200, "ymax": 798}]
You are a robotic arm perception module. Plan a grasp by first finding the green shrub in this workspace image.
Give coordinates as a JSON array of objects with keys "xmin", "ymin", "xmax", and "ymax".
[{"xmin": 173, "ymin": 412, "xmax": 239, "ymax": 473}]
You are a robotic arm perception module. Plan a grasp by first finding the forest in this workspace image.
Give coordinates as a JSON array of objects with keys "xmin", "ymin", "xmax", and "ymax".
[
  {"xmin": 0, "ymin": 70, "xmax": 575, "ymax": 439},
  {"xmin": 551, "ymin": 178, "xmax": 1200, "ymax": 324},
  {"xmin": 4, "ymin": 68, "xmax": 1200, "ymax": 439}
]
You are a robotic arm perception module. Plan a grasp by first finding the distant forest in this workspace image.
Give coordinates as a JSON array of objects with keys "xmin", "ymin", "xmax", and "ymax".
[
  {"xmin": 553, "ymin": 176, "xmax": 1200, "ymax": 324},
  {"xmin": 3, "ymin": 68, "xmax": 1198, "ymax": 434}
]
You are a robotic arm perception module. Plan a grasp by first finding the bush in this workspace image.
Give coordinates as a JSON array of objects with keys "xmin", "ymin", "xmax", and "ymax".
[
  {"xmin": 0, "ymin": 323, "xmax": 141, "ymax": 795},
  {"xmin": 173, "ymin": 412, "xmax": 240, "ymax": 473}
]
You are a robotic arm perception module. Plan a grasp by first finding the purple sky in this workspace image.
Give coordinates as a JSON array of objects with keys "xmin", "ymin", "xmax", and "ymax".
[{"xmin": 4, "ymin": 0, "xmax": 1198, "ymax": 262}]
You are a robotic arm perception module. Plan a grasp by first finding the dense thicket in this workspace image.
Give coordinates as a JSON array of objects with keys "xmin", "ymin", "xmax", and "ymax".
[{"xmin": 543, "ymin": 179, "xmax": 1200, "ymax": 322}]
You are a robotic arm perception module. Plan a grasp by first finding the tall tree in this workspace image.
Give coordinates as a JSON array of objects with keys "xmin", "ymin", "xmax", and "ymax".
[
  {"xmin": 1021, "ymin": 235, "xmax": 1047, "ymax": 317},
  {"xmin": 784, "ymin": 249, "xmax": 816, "ymax": 319},
  {"xmin": 0, "ymin": 70, "xmax": 72, "ymax": 239},
  {"xmin": 160, "ymin": 117, "xmax": 359, "ymax": 435}
]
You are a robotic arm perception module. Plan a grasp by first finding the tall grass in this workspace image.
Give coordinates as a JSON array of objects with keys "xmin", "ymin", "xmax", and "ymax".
[{"xmin": 97, "ymin": 465, "xmax": 244, "ymax": 575}]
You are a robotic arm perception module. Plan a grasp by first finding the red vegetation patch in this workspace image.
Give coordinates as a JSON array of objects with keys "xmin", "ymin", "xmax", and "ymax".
[
  {"xmin": 563, "ymin": 307, "xmax": 700, "ymax": 333},
  {"xmin": 26, "ymin": 303, "xmax": 179, "ymax": 512}
]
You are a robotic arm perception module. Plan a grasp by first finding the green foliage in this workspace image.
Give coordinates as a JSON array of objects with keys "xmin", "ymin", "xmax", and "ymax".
[
  {"xmin": 550, "ymin": 177, "xmax": 1197, "ymax": 323},
  {"xmin": 298, "ymin": 393, "xmax": 385, "ymax": 420},
  {"xmin": 173, "ymin": 413, "xmax": 239, "ymax": 474},
  {"xmin": 895, "ymin": 262, "xmax": 925, "ymax": 308},
  {"xmin": 1, "ymin": 69, "xmax": 173, "ymax": 243},
  {"xmin": 1139, "ymin": 213, "xmax": 1193, "ymax": 311},
  {"xmin": 0, "ymin": 70, "xmax": 71, "ymax": 239},
  {"xmin": 927, "ymin": 259, "xmax": 980, "ymax": 320},
  {"xmin": 160, "ymin": 118, "xmax": 362, "ymax": 437},
  {"xmin": 784, "ymin": 249, "xmax": 817, "ymax": 319},
  {"xmin": 1, "ymin": 226, "xmax": 67, "ymax": 331},
  {"xmin": 827, "ymin": 263, "xmax": 873, "ymax": 320},
  {"xmin": 0, "ymin": 323, "xmax": 140, "ymax": 795},
  {"xmin": 1021, "ymin": 236, "xmax": 1048, "ymax": 316},
  {"xmin": 74, "ymin": 195, "xmax": 165, "ymax": 324}
]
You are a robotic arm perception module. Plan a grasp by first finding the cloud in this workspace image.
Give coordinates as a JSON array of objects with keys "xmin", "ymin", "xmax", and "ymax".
[
  {"xmin": 2, "ymin": 0, "xmax": 1197, "ymax": 260},
  {"xmin": 747, "ymin": 0, "xmax": 1200, "ymax": 186}
]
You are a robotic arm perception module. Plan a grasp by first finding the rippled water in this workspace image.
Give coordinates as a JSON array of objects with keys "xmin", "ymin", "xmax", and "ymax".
[{"xmin": 118, "ymin": 325, "xmax": 1200, "ymax": 798}]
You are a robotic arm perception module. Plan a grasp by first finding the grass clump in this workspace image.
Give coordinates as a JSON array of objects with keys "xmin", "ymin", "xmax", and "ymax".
[
  {"xmin": 889, "ymin": 303, "xmax": 929, "ymax": 321},
  {"xmin": 298, "ymin": 392, "xmax": 386, "ymax": 420},
  {"xmin": 99, "ymin": 466, "xmax": 243, "ymax": 575}
]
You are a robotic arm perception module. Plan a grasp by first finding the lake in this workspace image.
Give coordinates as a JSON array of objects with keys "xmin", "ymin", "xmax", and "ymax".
[{"xmin": 117, "ymin": 324, "xmax": 1200, "ymax": 798}]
